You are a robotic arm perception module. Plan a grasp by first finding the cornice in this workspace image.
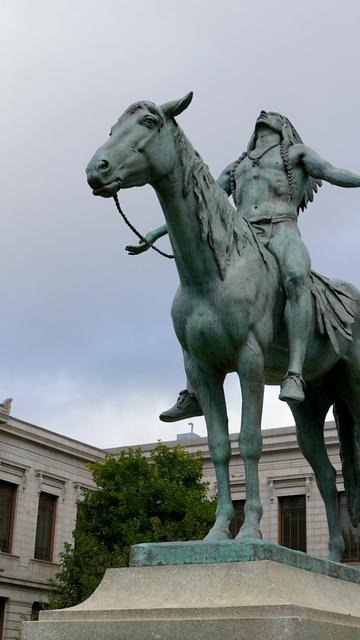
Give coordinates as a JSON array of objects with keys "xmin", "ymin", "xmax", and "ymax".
[
  {"xmin": 106, "ymin": 422, "xmax": 339, "ymax": 459},
  {"xmin": 0, "ymin": 417, "xmax": 105, "ymax": 463}
]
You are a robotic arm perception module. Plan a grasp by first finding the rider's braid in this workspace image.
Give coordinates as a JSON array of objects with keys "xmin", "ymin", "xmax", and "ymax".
[
  {"xmin": 280, "ymin": 139, "xmax": 295, "ymax": 202},
  {"xmin": 232, "ymin": 123, "xmax": 296, "ymax": 205}
]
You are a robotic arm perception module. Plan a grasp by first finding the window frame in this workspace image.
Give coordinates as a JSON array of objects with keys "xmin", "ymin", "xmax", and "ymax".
[
  {"xmin": 338, "ymin": 491, "xmax": 360, "ymax": 563},
  {"xmin": 278, "ymin": 494, "xmax": 307, "ymax": 553},
  {"xmin": 0, "ymin": 480, "xmax": 17, "ymax": 554},
  {"xmin": 34, "ymin": 492, "xmax": 58, "ymax": 562},
  {"xmin": 0, "ymin": 598, "xmax": 6, "ymax": 640},
  {"xmin": 230, "ymin": 499, "xmax": 245, "ymax": 538}
]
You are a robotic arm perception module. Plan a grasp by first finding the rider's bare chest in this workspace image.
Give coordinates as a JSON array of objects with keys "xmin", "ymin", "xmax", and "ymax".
[{"xmin": 234, "ymin": 154, "xmax": 289, "ymax": 198}]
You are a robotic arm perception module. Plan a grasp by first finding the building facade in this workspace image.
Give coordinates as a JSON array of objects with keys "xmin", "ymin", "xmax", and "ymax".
[
  {"xmin": 1, "ymin": 413, "xmax": 359, "ymax": 639},
  {"xmin": 0, "ymin": 413, "xmax": 103, "ymax": 639},
  {"xmin": 108, "ymin": 422, "xmax": 358, "ymax": 561}
]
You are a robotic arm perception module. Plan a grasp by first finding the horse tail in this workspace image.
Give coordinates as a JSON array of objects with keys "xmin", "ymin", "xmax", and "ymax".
[{"xmin": 333, "ymin": 396, "xmax": 360, "ymax": 527}]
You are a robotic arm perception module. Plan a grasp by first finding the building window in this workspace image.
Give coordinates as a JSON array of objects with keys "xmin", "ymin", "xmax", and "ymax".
[
  {"xmin": 0, "ymin": 481, "xmax": 17, "ymax": 553},
  {"xmin": 34, "ymin": 492, "xmax": 57, "ymax": 561},
  {"xmin": 230, "ymin": 499, "xmax": 245, "ymax": 537},
  {"xmin": 338, "ymin": 492, "xmax": 360, "ymax": 563},
  {"xmin": 31, "ymin": 601, "xmax": 48, "ymax": 621},
  {"xmin": 279, "ymin": 495, "xmax": 306, "ymax": 552},
  {"xmin": 0, "ymin": 598, "xmax": 6, "ymax": 640}
]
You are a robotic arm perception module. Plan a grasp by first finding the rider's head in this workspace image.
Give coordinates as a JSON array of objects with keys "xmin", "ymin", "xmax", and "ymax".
[
  {"xmin": 250, "ymin": 111, "xmax": 303, "ymax": 150},
  {"xmin": 248, "ymin": 111, "xmax": 307, "ymax": 206}
]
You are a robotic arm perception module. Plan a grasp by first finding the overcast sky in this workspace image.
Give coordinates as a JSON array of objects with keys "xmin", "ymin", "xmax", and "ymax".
[{"xmin": 2, "ymin": 0, "xmax": 360, "ymax": 447}]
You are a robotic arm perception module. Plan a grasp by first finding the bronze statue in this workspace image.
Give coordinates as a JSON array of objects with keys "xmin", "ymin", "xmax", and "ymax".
[
  {"xmin": 87, "ymin": 93, "xmax": 360, "ymax": 561},
  {"xmin": 128, "ymin": 110, "xmax": 360, "ymax": 416}
]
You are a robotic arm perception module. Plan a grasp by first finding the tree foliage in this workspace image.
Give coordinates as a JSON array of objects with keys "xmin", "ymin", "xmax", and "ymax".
[{"xmin": 48, "ymin": 443, "xmax": 215, "ymax": 608}]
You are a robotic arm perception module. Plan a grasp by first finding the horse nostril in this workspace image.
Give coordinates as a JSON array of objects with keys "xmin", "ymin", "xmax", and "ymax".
[{"xmin": 98, "ymin": 159, "xmax": 110, "ymax": 173}]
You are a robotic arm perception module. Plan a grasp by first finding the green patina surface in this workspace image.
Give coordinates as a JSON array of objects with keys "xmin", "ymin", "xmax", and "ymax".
[
  {"xmin": 130, "ymin": 539, "xmax": 360, "ymax": 585},
  {"xmin": 87, "ymin": 94, "xmax": 360, "ymax": 563}
]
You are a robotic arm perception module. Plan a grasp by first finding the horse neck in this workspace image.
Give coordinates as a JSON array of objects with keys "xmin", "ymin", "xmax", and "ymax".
[{"xmin": 153, "ymin": 166, "xmax": 222, "ymax": 287}]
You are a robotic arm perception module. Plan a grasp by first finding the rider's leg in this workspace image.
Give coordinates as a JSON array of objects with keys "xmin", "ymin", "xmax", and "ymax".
[
  {"xmin": 160, "ymin": 220, "xmax": 311, "ymax": 418},
  {"xmin": 159, "ymin": 367, "xmax": 203, "ymax": 422},
  {"xmin": 269, "ymin": 222, "xmax": 311, "ymax": 403},
  {"xmin": 159, "ymin": 385, "xmax": 203, "ymax": 422}
]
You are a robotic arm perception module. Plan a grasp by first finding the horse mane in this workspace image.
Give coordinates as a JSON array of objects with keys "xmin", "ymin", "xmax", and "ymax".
[{"xmin": 173, "ymin": 126, "xmax": 262, "ymax": 279}]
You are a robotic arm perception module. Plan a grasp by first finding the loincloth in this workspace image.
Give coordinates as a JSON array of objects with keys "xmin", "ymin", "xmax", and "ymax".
[{"xmin": 248, "ymin": 214, "xmax": 298, "ymax": 246}]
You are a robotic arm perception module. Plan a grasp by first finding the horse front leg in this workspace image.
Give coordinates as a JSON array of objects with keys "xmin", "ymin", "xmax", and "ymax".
[
  {"xmin": 236, "ymin": 338, "xmax": 265, "ymax": 541},
  {"xmin": 185, "ymin": 357, "xmax": 234, "ymax": 542}
]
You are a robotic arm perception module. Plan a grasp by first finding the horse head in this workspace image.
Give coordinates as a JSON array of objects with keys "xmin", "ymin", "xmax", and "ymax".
[{"xmin": 86, "ymin": 92, "xmax": 193, "ymax": 197}]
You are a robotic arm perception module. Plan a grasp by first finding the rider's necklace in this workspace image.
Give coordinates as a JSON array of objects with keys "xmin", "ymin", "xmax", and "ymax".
[{"xmin": 247, "ymin": 142, "xmax": 280, "ymax": 167}]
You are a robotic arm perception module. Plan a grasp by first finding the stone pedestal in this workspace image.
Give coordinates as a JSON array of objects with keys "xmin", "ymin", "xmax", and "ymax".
[{"xmin": 22, "ymin": 541, "xmax": 360, "ymax": 640}]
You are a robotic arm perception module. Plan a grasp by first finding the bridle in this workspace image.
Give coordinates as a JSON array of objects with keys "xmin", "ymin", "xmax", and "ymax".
[{"xmin": 113, "ymin": 194, "xmax": 174, "ymax": 260}]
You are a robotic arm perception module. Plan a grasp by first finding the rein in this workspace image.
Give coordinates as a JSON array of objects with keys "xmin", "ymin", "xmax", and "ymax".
[{"xmin": 113, "ymin": 194, "xmax": 174, "ymax": 260}]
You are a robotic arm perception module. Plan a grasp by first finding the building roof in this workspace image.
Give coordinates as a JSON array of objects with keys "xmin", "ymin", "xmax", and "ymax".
[
  {"xmin": 0, "ymin": 415, "xmax": 105, "ymax": 463},
  {"xmin": 1, "ymin": 413, "xmax": 339, "ymax": 462},
  {"xmin": 105, "ymin": 421, "xmax": 338, "ymax": 457}
]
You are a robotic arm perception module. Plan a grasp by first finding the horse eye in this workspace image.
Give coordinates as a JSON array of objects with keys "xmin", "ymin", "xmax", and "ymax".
[{"xmin": 143, "ymin": 117, "xmax": 157, "ymax": 128}]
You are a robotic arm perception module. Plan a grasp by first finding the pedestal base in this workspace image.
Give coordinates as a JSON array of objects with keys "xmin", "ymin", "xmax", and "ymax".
[
  {"xmin": 22, "ymin": 556, "xmax": 360, "ymax": 639},
  {"xmin": 130, "ymin": 538, "xmax": 360, "ymax": 583}
]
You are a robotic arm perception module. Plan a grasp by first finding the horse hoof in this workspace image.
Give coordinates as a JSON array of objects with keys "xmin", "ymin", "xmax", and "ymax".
[
  {"xmin": 328, "ymin": 542, "xmax": 344, "ymax": 563},
  {"xmin": 235, "ymin": 526, "xmax": 262, "ymax": 542},
  {"xmin": 203, "ymin": 528, "xmax": 232, "ymax": 542},
  {"xmin": 328, "ymin": 534, "xmax": 345, "ymax": 563}
]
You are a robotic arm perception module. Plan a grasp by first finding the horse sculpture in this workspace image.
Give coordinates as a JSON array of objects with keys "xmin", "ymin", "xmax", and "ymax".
[{"xmin": 86, "ymin": 93, "xmax": 360, "ymax": 562}]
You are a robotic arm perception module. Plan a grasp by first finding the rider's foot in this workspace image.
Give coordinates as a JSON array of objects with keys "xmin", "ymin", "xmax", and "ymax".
[
  {"xmin": 159, "ymin": 390, "xmax": 203, "ymax": 422},
  {"xmin": 279, "ymin": 372, "xmax": 306, "ymax": 404}
]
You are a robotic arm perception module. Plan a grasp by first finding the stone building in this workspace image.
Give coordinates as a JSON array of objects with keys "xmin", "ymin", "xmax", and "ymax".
[
  {"xmin": 109, "ymin": 421, "xmax": 358, "ymax": 561},
  {"xmin": 1, "ymin": 410, "xmax": 359, "ymax": 639},
  {"xmin": 0, "ymin": 411, "xmax": 103, "ymax": 639}
]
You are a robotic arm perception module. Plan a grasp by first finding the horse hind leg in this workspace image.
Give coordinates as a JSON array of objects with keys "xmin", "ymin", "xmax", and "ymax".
[
  {"xmin": 290, "ymin": 379, "xmax": 344, "ymax": 562},
  {"xmin": 331, "ymin": 356, "xmax": 360, "ymax": 532}
]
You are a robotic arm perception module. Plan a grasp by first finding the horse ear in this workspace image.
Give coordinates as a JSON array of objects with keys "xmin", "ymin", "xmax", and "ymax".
[{"xmin": 160, "ymin": 92, "xmax": 193, "ymax": 118}]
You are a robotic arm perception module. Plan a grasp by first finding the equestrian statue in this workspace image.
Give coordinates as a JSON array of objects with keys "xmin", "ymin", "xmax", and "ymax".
[{"xmin": 86, "ymin": 93, "xmax": 360, "ymax": 562}]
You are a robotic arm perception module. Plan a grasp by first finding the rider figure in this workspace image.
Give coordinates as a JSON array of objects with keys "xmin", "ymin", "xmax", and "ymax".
[{"xmin": 127, "ymin": 111, "xmax": 360, "ymax": 419}]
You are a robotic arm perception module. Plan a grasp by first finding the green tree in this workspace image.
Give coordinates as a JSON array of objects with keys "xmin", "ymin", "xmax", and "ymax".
[{"xmin": 48, "ymin": 443, "xmax": 215, "ymax": 609}]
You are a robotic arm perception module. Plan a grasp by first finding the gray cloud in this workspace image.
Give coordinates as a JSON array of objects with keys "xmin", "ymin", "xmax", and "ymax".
[{"xmin": 2, "ymin": 0, "xmax": 360, "ymax": 444}]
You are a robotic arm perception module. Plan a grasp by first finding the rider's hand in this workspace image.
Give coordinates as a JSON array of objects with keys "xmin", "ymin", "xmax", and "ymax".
[{"xmin": 126, "ymin": 233, "xmax": 154, "ymax": 255}]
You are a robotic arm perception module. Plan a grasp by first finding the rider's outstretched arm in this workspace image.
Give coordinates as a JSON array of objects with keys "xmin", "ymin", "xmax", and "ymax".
[
  {"xmin": 126, "ymin": 223, "xmax": 168, "ymax": 255},
  {"xmin": 150, "ymin": 224, "xmax": 168, "ymax": 240},
  {"xmin": 302, "ymin": 146, "xmax": 360, "ymax": 187}
]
